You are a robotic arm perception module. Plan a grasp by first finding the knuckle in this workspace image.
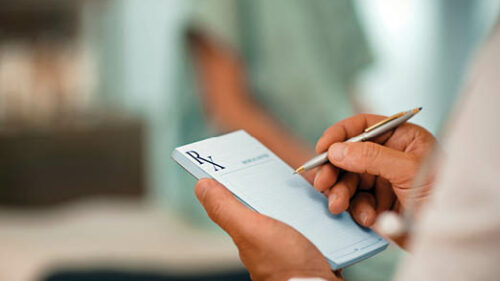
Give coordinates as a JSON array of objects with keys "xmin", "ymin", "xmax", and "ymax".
[
  {"xmin": 209, "ymin": 199, "xmax": 230, "ymax": 227},
  {"xmin": 409, "ymin": 157, "xmax": 420, "ymax": 172},
  {"xmin": 203, "ymin": 188, "xmax": 223, "ymax": 217},
  {"xmin": 400, "ymin": 156, "xmax": 421, "ymax": 182},
  {"xmin": 404, "ymin": 154, "xmax": 420, "ymax": 171},
  {"xmin": 208, "ymin": 197, "xmax": 223, "ymax": 219},
  {"xmin": 360, "ymin": 142, "xmax": 381, "ymax": 160},
  {"xmin": 201, "ymin": 183, "xmax": 216, "ymax": 201},
  {"xmin": 358, "ymin": 191, "xmax": 376, "ymax": 204}
]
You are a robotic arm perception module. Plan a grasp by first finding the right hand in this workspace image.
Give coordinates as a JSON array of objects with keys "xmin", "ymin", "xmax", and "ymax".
[{"xmin": 313, "ymin": 114, "xmax": 438, "ymax": 230}]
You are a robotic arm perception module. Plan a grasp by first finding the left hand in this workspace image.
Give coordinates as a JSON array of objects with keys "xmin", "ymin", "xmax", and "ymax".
[{"xmin": 195, "ymin": 179, "xmax": 342, "ymax": 281}]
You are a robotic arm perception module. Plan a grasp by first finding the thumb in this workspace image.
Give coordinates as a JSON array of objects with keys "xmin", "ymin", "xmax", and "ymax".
[
  {"xmin": 328, "ymin": 142, "xmax": 419, "ymax": 185},
  {"xmin": 195, "ymin": 178, "xmax": 256, "ymax": 237}
]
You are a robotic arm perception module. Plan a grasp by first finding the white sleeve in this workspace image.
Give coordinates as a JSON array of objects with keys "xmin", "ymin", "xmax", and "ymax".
[
  {"xmin": 394, "ymin": 21, "xmax": 500, "ymax": 281},
  {"xmin": 288, "ymin": 277, "xmax": 327, "ymax": 281}
]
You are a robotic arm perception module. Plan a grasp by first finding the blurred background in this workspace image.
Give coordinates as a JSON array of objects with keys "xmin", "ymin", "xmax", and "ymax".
[{"xmin": 1, "ymin": 0, "xmax": 499, "ymax": 280}]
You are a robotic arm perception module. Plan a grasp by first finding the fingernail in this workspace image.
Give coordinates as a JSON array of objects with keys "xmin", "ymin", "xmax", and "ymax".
[
  {"xmin": 329, "ymin": 192, "xmax": 337, "ymax": 202},
  {"xmin": 360, "ymin": 212, "xmax": 369, "ymax": 226},
  {"xmin": 328, "ymin": 193, "xmax": 337, "ymax": 212},
  {"xmin": 330, "ymin": 143, "xmax": 347, "ymax": 162},
  {"xmin": 328, "ymin": 198, "xmax": 335, "ymax": 212},
  {"xmin": 313, "ymin": 169, "xmax": 321, "ymax": 187}
]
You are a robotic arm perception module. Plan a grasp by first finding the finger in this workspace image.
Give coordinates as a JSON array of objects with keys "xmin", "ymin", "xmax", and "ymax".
[
  {"xmin": 350, "ymin": 192, "xmax": 377, "ymax": 227},
  {"xmin": 334, "ymin": 269, "xmax": 343, "ymax": 279},
  {"xmin": 328, "ymin": 172, "xmax": 359, "ymax": 215},
  {"xmin": 374, "ymin": 177, "xmax": 395, "ymax": 214},
  {"xmin": 328, "ymin": 141, "xmax": 419, "ymax": 186},
  {"xmin": 316, "ymin": 114, "xmax": 394, "ymax": 154},
  {"xmin": 393, "ymin": 200, "xmax": 403, "ymax": 213},
  {"xmin": 383, "ymin": 122, "xmax": 436, "ymax": 155},
  {"xmin": 313, "ymin": 164, "xmax": 339, "ymax": 192},
  {"xmin": 302, "ymin": 168, "xmax": 317, "ymax": 185},
  {"xmin": 195, "ymin": 178, "xmax": 257, "ymax": 237},
  {"xmin": 359, "ymin": 173, "xmax": 375, "ymax": 190}
]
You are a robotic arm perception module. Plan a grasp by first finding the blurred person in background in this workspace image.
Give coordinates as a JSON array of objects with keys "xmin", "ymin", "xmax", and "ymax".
[
  {"xmin": 187, "ymin": 0, "xmax": 370, "ymax": 173},
  {"xmin": 169, "ymin": 0, "xmax": 401, "ymax": 280}
]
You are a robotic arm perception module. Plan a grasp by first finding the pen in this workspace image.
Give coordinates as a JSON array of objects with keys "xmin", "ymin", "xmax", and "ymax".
[{"xmin": 294, "ymin": 107, "xmax": 422, "ymax": 174}]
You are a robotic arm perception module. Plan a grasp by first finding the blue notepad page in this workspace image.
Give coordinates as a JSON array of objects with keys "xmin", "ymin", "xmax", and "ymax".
[{"xmin": 172, "ymin": 130, "xmax": 388, "ymax": 269}]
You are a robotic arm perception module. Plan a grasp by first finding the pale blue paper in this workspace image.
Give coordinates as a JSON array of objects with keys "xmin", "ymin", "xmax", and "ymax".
[{"xmin": 172, "ymin": 130, "xmax": 387, "ymax": 269}]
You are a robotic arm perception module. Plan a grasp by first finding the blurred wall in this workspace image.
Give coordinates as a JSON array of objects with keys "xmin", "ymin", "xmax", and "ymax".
[
  {"xmin": 83, "ymin": 0, "xmax": 188, "ymax": 204},
  {"xmin": 355, "ymin": 0, "xmax": 500, "ymax": 134}
]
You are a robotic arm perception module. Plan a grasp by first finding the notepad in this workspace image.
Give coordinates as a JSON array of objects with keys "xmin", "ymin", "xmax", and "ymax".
[{"xmin": 172, "ymin": 130, "xmax": 388, "ymax": 269}]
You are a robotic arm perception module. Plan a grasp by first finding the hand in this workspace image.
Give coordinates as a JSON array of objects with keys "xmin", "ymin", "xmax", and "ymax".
[
  {"xmin": 195, "ymin": 179, "xmax": 343, "ymax": 281},
  {"xmin": 313, "ymin": 114, "xmax": 437, "ymax": 230}
]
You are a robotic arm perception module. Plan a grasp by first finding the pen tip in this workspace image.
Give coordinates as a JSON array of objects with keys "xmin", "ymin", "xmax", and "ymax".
[
  {"xmin": 294, "ymin": 166, "xmax": 305, "ymax": 175},
  {"xmin": 411, "ymin": 107, "xmax": 423, "ymax": 114}
]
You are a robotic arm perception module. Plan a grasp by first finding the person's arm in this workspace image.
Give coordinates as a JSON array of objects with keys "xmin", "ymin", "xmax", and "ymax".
[{"xmin": 190, "ymin": 35, "xmax": 314, "ymax": 170}]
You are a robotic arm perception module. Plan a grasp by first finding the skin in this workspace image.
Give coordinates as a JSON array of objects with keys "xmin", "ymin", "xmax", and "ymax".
[
  {"xmin": 194, "ymin": 114, "xmax": 438, "ymax": 280},
  {"xmin": 314, "ymin": 114, "xmax": 437, "ymax": 239},
  {"xmin": 195, "ymin": 179, "xmax": 342, "ymax": 281}
]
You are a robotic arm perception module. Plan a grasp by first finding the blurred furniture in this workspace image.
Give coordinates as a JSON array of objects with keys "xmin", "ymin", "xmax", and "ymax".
[
  {"xmin": 0, "ymin": 117, "xmax": 144, "ymax": 206},
  {"xmin": 44, "ymin": 269, "xmax": 250, "ymax": 281},
  {"xmin": 0, "ymin": 0, "xmax": 128, "ymax": 207},
  {"xmin": 0, "ymin": 200, "xmax": 244, "ymax": 281},
  {"xmin": 0, "ymin": 0, "xmax": 80, "ymax": 40},
  {"xmin": 0, "ymin": 0, "xmax": 96, "ymax": 125}
]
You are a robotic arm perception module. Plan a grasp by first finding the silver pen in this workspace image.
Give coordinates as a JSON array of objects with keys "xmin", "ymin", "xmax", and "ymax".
[{"xmin": 294, "ymin": 107, "xmax": 422, "ymax": 174}]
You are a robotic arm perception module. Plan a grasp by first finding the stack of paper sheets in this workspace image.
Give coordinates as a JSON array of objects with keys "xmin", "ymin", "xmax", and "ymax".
[{"xmin": 172, "ymin": 130, "xmax": 388, "ymax": 269}]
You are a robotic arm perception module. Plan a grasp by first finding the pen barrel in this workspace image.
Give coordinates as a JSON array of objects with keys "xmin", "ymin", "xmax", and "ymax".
[
  {"xmin": 302, "ymin": 134, "xmax": 365, "ymax": 170},
  {"xmin": 302, "ymin": 153, "xmax": 329, "ymax": 171},
  {"xmin": 364, "ymin": 112, "xmax": 414, "ymax": 139},
  {"xmin": 346, "ymin": 134, "xmax": 365, "ymax": 142},
  {"xmin": 301, "ymin": 110, "xmax": 417, "ymax": 172}
]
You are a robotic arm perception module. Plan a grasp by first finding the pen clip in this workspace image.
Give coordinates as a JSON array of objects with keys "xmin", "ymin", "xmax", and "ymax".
[{"xmin": 364, "ymin": 112, "xmax": 406, "ymax": 133}]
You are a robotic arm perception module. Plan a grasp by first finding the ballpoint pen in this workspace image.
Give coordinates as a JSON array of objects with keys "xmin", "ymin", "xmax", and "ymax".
[{"xmin": 294, "ymin": 107, "xmax": 422, "ymax": 174}]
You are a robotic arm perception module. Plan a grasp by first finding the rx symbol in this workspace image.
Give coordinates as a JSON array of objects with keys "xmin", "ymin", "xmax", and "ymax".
[{"xmin": 186, "ymin": 150, "xmax": 225, "ymax": 172}]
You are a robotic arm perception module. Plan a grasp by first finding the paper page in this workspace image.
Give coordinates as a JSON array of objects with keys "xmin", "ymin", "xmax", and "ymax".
[{"xmin": 173, "ymin": 130, "xmax": 387, "ymax": 268}]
